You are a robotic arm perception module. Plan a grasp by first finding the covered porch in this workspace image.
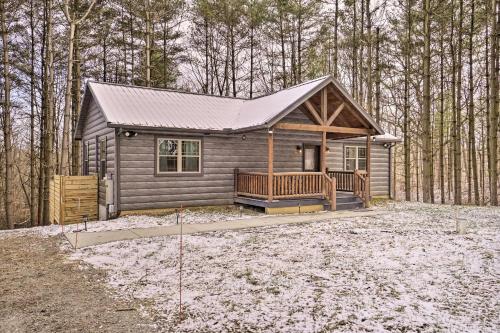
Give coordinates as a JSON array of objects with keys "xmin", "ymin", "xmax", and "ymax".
[{"xmin": 233, "ymin": 81, "xmax": 378, "ymax": 213}]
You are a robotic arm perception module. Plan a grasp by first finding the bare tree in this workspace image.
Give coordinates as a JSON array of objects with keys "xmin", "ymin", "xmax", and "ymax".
[
  {"xmin": 1, "ymin": 0, "xmax": 14, "ymax": 229},
  {"xmin": 60, "ymin": 0, "xmax": 97, "ymax": 175},
  {"xmin": 422, "ymin": 0, "xmax": 432, "ymax": 203}
]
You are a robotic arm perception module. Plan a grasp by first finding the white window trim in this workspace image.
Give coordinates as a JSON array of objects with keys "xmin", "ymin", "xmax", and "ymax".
[
  {"xmin": 157, "ymin": 138, "xmax": 202, "ymax": 174},
  {"xmin": 344, "ymin": 145, "xmax": 367, "ymax": 171}
]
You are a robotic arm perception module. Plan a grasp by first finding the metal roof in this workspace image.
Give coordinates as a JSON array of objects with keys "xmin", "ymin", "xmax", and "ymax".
[{"xmin": 78, "ymin": 75, "xmax": 384, "ymax": 136}]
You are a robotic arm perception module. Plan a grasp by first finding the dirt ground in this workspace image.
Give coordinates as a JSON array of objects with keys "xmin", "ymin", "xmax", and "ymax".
[{"xmin": 0, "ymin": 234, "xmax": 155, "ymax": 333}]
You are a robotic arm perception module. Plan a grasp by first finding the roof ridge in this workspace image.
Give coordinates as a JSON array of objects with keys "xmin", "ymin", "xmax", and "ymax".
[
  {"xmin": 87, "ymin": 80, "xmax": 249, "ymax": 101},
  {"xmin": 245, "ymin": 75, "xmax": 331, "ymax": 101}
]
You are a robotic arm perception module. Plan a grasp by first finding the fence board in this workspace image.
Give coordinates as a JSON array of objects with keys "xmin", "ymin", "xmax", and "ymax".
[{"xmin": 49, "ymin": 175, "xmax": 98, "ymax": 225}]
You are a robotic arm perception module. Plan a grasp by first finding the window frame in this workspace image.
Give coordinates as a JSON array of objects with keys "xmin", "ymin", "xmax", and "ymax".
[
  {"xmin": 344, "ymin": 145, "xmax": 367, "ymax": 171},
  {"xmin": 156, "ymin": 137, "xmax": 202, "ymax": 176}
]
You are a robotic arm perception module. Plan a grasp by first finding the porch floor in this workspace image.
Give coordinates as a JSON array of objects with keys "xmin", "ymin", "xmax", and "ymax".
[{"xmin": 234, "ymin": 191, "xmax": 364, "ymax": 213}]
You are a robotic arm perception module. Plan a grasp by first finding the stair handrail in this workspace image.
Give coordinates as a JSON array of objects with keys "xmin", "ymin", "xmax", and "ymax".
[
  {"xmin": 322, "ymin": 173, "xmax": 336, "ymax": 211},
  {"xmin": 353, "ymin": 170, "xmax": 366, "ymax": 207}
]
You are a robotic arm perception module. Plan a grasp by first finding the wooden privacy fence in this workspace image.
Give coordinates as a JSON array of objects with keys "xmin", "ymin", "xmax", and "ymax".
[{"xmin": 49, "ymin": 175, "xmax": 98, "ymax": 225}]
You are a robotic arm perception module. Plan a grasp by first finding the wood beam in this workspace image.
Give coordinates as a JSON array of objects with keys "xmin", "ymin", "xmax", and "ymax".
[
  {"xmin": 327, "ymin": 85, "xmax": 371, "ymax": 128},
  {"xmin": 275, "ymin": 122, "xmax": 371, "ymax": 135},
  {"xmin": 303, "ymin": 100, "xmax": 323, "ymax": 125},
  {"xmin": 267, "ymin": 130, "xmax": 274, "ymax": 202},
  {"xmin": 321, "ymin": 88, "xmax": 328, "ymax": 122},
  {"xmin": 326, "ymin": 103, "xmax": 345, "ymax": 126}
]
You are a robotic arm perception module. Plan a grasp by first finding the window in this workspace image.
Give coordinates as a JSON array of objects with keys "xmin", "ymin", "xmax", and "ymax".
[
  {"xmin": 345, "ymin": 146, "xmax": 366, "ymax": 171},
  {"xmin": 83, "ymin": 142, "xmax": 90, "ymax": 175},
  {"xmin": 99, "ymin": 138, "xmax": 107, "ymax": 179},
  {"xmin": 157, "ymin": 138, "xmax": 201, "ymax": 173}
]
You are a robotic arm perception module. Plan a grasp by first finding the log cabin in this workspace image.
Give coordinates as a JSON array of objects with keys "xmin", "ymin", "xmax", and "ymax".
[{"xmin": 75, "ymin": 75, "xmax": 399, "ymax": 218}]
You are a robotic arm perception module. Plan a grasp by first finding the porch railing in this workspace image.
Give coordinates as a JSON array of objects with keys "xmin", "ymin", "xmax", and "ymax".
[
  {"xmin": 235, "ymin": 171, "xmax": 268, "ymax": 199},
  {"xmin": 234, "ymin": 169, "xmax": 336, "ymax": 209},
  {"xmin": 273, "ymin": 172, "xmax": 324, "ymax": 199},
  {"xmin": 353, "ymin": 170, "xmax": 368, "ymax": 206},
  {"xmin": 327, "ymin": 170, "xmax": 355, "ymax": 192}
]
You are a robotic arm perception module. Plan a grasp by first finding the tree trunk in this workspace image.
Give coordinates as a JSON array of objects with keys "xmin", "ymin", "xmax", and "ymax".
[
  {"xmin": 488, "ymin": 0, "xmax": 499, "ymax": 205},
  {"xmin": 404, "ymin": 0, "xmax": 411, "ymax": 201},
  {"xmin": 145, "ymin": 0, "xmax": 151, "ymax": 87},
  {"xmin": 29, "ymin": 0, "xmax": 36, "ymax": 225},
  {"xmin": 230, "ymin": 25, "xmax": 236, "ymax": 97},
  {"xmin": 249, "ymin": 25, "xmax": 254, "ymax": 98},
  {"xmin": 439, "ymin": 28, "xmax": 445, "ymax": 204},
  {"xmin": 375, "ymin": 27, "xmax": 381, "ymax": 123},
  {"xmin": 366, "ymin": 0, "xmax": 373, "ymax": 117},
  {"xmin": 422, "ymin": 0, "xmax": 432, "ymax": 203},
  {"xmin": 42, "ymin": 0, "xmax": 55, "ymax": 225},
  {"xmin": 204, "ymin": 17, "xmax": 209, "ymax": 93},
  {"xmin": 1, "ymin": 0, "xmax": 14, "ymax": 229},
  {"xmin": 71, "ymin": 22, "xmax": 81, "ymax": 176},
  {"xmin": 279, "ymin": 8, "xmax": 286, "ymax": 88},
  {"xmin": 352, "ymin": 1, "xmax": 358, "ymax": 97},
  {"xmin": 333, "ymin": 0, "xmax": 338, "ymax": 78},
  {"xmin": 359, "ymin": 0, "xmax": 365, "ymax": 104},
  {"xmin": 454, "ymin": 0, "xmax": 463, "ymax": 205},
  {"xmin": 60, "ymin": 21, "xmax": 76, "ymax": 176},
  {"xmin": 468, "ymin": 0, "xmax": 479, "ymax": 205}
]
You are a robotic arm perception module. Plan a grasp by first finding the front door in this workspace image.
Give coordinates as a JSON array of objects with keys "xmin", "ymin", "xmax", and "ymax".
[{"xmin": 303, "ymin": 145, "xmax": 320, "ymax": 172}]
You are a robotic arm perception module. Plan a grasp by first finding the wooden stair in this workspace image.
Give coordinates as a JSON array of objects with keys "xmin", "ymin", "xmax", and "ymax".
[{"xmin": 323, "ymin": 192, "xmax": 364, "ymax": 211}]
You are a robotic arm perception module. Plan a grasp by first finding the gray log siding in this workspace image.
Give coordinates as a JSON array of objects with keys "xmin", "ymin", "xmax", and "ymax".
[
  {"xmin": 116, "ymin": 108, "xmax": 391, "ymax": 211},
  {"xmin": 327, "ymin": 142, "xmax": 390, "ymax": 196},
  {"xmin": 80, "ymin": 99, "xmax": 115, "ymax": 206}
]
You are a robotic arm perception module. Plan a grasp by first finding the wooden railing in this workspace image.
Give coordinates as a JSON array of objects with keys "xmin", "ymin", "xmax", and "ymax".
[
  {"xmin": 273, "ymin": 172, "xmax": 324, "ymax": 199},
  {"xmin": 327, "ymin": 170, "xmax": 355, "ymax": 192},
  {"xmin": 353, "ymin": 170, "xmax": 367, "ymax": 207},
  {"xmin": 234, "ymin": 169, "xmax": 337, "ymax": 210},
  {"xmin": 323, "ymin": 173, "xmax": 337, "ymax": 211},
  {"xmin": 235, "ymin": 171, "xmax": 268, "ymax": 199}
]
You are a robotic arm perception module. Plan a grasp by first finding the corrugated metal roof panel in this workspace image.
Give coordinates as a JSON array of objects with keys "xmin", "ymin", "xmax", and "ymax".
[
  {"xmin": 85, "ymin": 75, "xmax": 383, "ymax": 135},
  {"xmin": 89, "ymin": 82, "xmax": 244, "ymax": 130},
  {"xmin": 234, "ymin": 76, "xmax": 328, "ymax": 128}
]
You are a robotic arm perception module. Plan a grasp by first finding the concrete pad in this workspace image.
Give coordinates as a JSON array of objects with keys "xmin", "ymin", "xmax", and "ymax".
[
  {"xmin": 65, "ymin": 229, "xmax": 139, "ymax": 249},
  {"xmin": 64, "ymin": 209, "xmax": 387, "ymax": 249}
]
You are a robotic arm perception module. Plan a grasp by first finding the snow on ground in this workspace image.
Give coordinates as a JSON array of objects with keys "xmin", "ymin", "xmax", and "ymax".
[
  {"xmin": 70, "ymin": 202, "xmax": 500, "ymax": 332},
  {"xmin": 0, "ymin": 207, "xmax": 263, "ymax": 238}
]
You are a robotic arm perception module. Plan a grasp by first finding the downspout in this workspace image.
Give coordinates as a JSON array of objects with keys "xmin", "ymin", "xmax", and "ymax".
[
  {"xmin": 385, "ymin": 142, "xmax": 396, "ymax": 199},
  {"xmin": 115, "ymin": 127, "xmax": 121, "ymax": 216}
]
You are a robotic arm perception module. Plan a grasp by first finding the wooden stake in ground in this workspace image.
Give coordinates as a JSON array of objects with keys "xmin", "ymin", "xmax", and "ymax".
[{"xmin": 179, "ymin": 206, "xmax": 183, "ymax": 322}]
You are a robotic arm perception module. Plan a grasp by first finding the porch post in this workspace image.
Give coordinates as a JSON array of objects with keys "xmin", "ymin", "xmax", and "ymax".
[
  {"xmin": 267, "ymin": 129, "xmax": 274, "ymax": 202},
  {"xmin": 320, "ymin": 87, "xmax": 328, "ymax": 174},
  {"xmin": 365, "ymin": 135, "xmax": 371, "ymax": 207},
  {"xmin": 321, "ymin": 131, "xmax": 327, "ymax": 173}
]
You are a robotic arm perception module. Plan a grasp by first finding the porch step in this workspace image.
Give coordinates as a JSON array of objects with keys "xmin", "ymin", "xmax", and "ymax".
[{"xmin": 327, "ymin": 193, "xmax": 364, "ymax": 211}]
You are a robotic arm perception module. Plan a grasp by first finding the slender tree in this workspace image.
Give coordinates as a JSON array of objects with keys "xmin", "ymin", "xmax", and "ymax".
[
  {"xmin": 468, "ymin": 0, "xmax": 479, "ymax": 205},
  {"xmin": 422, "ymin": 0, "xmax": 432, "ymax": 203},
  {"xmin": 1, "ymin": 0, "xmax": 14, "ymax": 229},
  {"xmin": 488, "ymin": 0, "xmax": 499, "ymax": 205},
  {"xmin": 404, "ymin": 0, "xmax": 412, "ymax": 201},
  {"xmin": 454, "ymin": 0, "xmax": 464, "ymax": 205},
  {"xmin": 60, "ymin": 0, "xmax": 96, "ymax": 175}
]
